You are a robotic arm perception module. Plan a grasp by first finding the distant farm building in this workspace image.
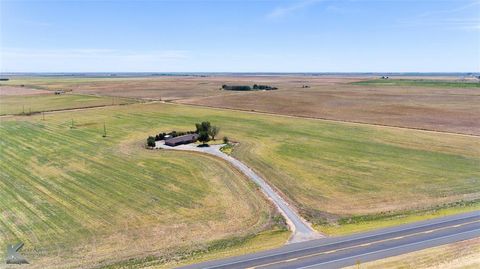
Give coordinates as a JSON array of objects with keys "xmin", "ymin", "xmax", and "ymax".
[
  {"xmin": 54, "ymin": 90, "xmax": 65, "ymax": 95},
  {"xmin": 165, "ymin": 134, "xmax": 199, "ymax": 147}
]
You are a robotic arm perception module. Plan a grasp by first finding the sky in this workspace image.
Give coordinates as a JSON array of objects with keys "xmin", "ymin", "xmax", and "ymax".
[{"xmin": 1, "ymin": 0, "xmax": 479, "ymax": 72}]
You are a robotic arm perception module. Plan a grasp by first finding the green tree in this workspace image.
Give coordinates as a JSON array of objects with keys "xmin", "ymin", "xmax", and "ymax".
[
  {"xmin": 223, "ymin": 136, "xmax": 229, "ymax": 144},
  {"xmin": 209, "ymin": 126, "xmax": 220, "ymax": 140},
  {"xmin": 198, "ymin": 131, "xmax": 210, "ymax": 145},
  {"xmin": 195, "ymin": 121, "xmax": 211, "ymax": 133}
]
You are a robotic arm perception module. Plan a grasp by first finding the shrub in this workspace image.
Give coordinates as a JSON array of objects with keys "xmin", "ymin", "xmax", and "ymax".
[
  {"xmin": 223, "ymin": 136, "xmax": 229, "ymax": 144},
  {"xmin": 147, "ymin": 136, "xmax": 156, "ymax": 147}
]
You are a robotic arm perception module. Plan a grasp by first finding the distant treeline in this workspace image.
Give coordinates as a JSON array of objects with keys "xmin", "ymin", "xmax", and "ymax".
[{"xmin": 222, "ymin": 84, "xmax": 278, "ymax": 91}]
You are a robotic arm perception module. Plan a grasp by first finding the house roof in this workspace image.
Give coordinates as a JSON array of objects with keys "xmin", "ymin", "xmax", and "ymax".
[{"xmin": 165, "ymin": 134, "xmax": 199, "ymax": 145}]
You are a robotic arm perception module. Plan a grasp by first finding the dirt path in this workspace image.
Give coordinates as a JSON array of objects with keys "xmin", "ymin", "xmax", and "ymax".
[{"xmin": 155, "ymin": 141, "xmax": 322, "ymax": 243}]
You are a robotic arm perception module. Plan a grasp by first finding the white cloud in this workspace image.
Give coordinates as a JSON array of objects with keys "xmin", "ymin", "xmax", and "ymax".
[
  {"xmin": 266, "ymin": 0, "xmax": 323, "ymax": 19},
  {"xmin": 1, "ymin": 48, "xmax": 188, "ymax": 59},
  {"xmin": 0, "ymin": 48, "xmax": 189, "ymax": 72},
  {"xmin": 398, "ymin": 0, "xmax": 480, "ymax": 31},
  {"xmin": 417, "ymin": 0, "xmax": 480, "ymax": 18}
]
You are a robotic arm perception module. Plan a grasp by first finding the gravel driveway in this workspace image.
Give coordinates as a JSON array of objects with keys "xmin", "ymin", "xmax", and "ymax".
[{"xmin": 155, "ymin": 141, "xmax": 322, "ymax": 243}]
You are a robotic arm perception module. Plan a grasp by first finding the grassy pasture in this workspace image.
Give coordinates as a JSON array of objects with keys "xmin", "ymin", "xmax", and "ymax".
[
  {"xmin": 352, "ymin": 79, "xmax": 480, "ymax": 88},
  {"xmin": 0, "ymin": 108, "xmax": 283, "ymax": 268},
  {"xmin": 0, "ymin": 93, "xmax": 136, "ymax": 115},
  {"xmin": 1, "ymin": 102, "xmax": 479, "ymax": 267}
]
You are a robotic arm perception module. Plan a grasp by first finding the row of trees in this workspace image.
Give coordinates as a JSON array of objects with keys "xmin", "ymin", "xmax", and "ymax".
[
  {"xmin": 253, "ymin": 84, "xmax": 278, "ymax": 90},
  {"xmin": 221, "ymin": 84, "xmax": 278, "ymax": 91},
  {"xmin": 221, "ymin": 85, "xmax": 251, "ymax": 91}
]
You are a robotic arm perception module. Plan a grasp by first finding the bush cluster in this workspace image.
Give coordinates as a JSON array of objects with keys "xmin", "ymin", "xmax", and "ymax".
[{"xmin": 147, "ymin": 136, "xmax": 156, "ymax": 147}]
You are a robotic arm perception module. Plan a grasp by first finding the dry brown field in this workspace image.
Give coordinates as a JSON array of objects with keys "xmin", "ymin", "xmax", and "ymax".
[
  {"xmin": 5, "ymin": 75, "xmax": 476, "ymax": 135},
  {"xmin": 1, "ymin": 75, "xmax": 368, "ymax": 100},
  {"xmin": 176, "ymin": 77, "xmax": 480, "ymax": 136},
  {"xmin": 0, "ymin": 85, "xmax": 51, "ymax": 96}
]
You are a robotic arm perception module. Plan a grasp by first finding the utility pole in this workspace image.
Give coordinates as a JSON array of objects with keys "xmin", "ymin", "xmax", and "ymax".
[
  {"xmin": 103, "ymin": 122, "xmax": 107, "ymax": 137},
  {"xmin": 42, "ymin": 112, "xmax": 45, "ymax": 120}
]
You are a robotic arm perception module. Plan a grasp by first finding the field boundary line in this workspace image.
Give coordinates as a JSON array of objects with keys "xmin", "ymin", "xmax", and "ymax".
[
  {"xmin": 2, "ymin": 97, "xmax": 477, "ymax": 138},
  {"xmin": 170, "ymin": 101, "xmax": 480, "ymax": 138}
]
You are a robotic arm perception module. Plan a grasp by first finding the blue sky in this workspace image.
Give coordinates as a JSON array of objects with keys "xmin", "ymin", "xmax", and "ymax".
[{"xmin": 1, "ymin": 0, "xmax": 479, "ymax": 72}]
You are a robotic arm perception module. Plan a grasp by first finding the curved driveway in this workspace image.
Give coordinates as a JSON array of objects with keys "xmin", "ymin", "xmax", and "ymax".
[{"xmin": 155, "ymin": 142, "xmax": 321, "ymax": 243}]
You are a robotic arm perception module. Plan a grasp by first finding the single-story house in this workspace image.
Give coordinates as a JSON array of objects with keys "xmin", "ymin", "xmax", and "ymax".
[{"xmin": 165, "ymin": 134, "xmax": 199, "ymax": 147}]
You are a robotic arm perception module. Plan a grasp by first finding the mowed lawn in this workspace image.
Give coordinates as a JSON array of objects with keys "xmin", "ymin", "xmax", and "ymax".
[
  {"xmin": 0, "ymin": 93, "xmax": 136, "ymax": 115},
  {"xmin": 0, "ymin": 109, "xmax": 282, "ymax": 268}
]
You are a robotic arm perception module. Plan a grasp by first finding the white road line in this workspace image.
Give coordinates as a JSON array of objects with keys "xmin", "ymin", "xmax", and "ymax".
[
  {"xmin": 296, "ymin": 229, "xmax": 480, "ymax": 269},
  {"xmin": 197, "ymin": 214, "xmax": 479, "ymax": 269}
]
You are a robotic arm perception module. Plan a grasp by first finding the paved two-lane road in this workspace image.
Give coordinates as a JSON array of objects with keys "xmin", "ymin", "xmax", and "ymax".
[{"xmin": 181, "ymin": 211, "xmax": 480, "ymax": 269}]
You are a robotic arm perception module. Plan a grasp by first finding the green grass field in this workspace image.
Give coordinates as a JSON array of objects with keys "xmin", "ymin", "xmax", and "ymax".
[
  {"xmin": 352, "ymin": 79, "xmax": 480, "ymax": 88},
  {"xmin": 0, "ymin": 93, "xmax": 136, "ymax": 115},
  {"xmin": 1, "ymin": 102, "xmax": 479, "ymax": 268},
  {"xmin": 0, "ymin": 107, "xmax": 284, "ymax": 268}
]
